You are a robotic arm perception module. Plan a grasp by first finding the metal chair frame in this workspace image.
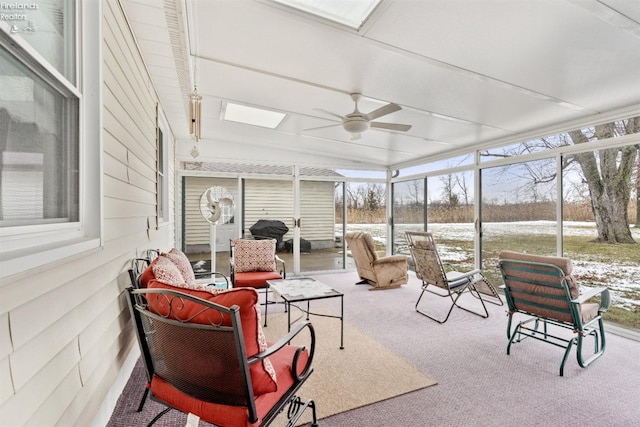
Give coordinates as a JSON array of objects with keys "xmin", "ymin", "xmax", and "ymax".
[
  {"xmin": 229, "ymin": 238, "xmax": 286, "ymax": 326},
  {"xmin": 406, "ymin": 231, "xmax": 498, "ymax": 323},
  {"xmin": 126, "ymin": 286, "xmax": 317, "ymax": 427},
  {"xmin": 498, "ymin": 257, "xmax": 610, "ymax": 376}
]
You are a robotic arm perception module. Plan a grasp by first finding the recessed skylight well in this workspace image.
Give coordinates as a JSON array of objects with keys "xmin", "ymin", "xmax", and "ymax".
[
  {"xmin": 272, "ymin": 0, "xmax": 381, "ymax": 30},
  {"xmin": 223, "ymin": 102, "xmax": 286, "ymax": 129}
]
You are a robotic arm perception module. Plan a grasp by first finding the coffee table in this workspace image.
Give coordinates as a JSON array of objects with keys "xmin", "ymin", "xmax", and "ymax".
[{"xmin": 267, "ymin": 277, "xmax": 344, "ymax": 349}]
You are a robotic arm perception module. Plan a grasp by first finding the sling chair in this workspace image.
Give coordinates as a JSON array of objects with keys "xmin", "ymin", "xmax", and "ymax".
[
  {"xmin": 406, "ymin": 231, "xmax": 500, "ymax": 323},
  {"xmin": 498, "ymin": 251, "xmax": 610, "ymax": 376}
]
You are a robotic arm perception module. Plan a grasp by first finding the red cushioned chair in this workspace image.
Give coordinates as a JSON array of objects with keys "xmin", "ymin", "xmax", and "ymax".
[
  {"xmin": 230, "ymin": 238, "xmax": 286, "ymax": 325},
  {"xmin": 126, "ymin": 285, "xmax": 317, "ymax": 427}
]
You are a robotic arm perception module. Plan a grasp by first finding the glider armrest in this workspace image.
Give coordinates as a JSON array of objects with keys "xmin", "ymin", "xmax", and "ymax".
[{"xmin": 572, "ymin": 286, "xmax": 611, "ymax": 312}]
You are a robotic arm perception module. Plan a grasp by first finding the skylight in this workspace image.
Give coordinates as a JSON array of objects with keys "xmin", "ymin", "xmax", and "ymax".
[
  {"xmin": 222, "ymin": 102, "xmax": 286, "ymax": 129},
  {"xmin": 272, "ymin": 0, "xmax": 382, "ymax": 30}
]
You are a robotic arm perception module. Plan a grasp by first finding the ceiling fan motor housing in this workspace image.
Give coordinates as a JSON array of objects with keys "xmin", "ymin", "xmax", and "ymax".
[{"xmin": 343, "ymin": 115, "xmax": 370, "ymax": 133}]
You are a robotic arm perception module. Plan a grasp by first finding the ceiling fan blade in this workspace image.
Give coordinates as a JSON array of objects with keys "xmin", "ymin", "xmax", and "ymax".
[
  {"xmin": 315, "ymin": 108, "xmax": 344, "ymax": 120},
  {"xmin": 304, "ymin": 123, "xmax": 342, "ymax": 132},
  {"xmin": 365, "ymin": 103, "xmax": 401, "ymax": 121},
  {"xmin": 370, "ymin": 121, "xmax": 412, "ymax": 132}
]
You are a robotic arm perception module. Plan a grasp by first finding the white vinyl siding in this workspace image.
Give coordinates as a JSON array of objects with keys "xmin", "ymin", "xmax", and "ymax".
[
  {"xmin": 0, "ymin": 2, "xmax": 174, "ymax": 426},
  {"xmin": 244, "ymin": 179, "xmax": 294, "ymax": 240},
  {"xmin": 300, "ymin": 180, "xmax": 336, "ymax": 243},
  {"xmin": 184, "ymin": 177, "xmax": 237, "ymax": 248}
]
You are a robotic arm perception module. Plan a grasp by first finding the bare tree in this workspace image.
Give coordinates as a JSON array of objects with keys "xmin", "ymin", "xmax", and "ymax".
[
  {"xmin": 454, "ymin": 172, "xmax": 472, "ymax": 205},
  {"xmin": 365, "ymin": 183, "xmax": 385, "ymax": 210},
  {"xmin": 440, "ymin": 174, "xmax": 459, "ymax": 206},
  {"xmin": 482, "ymin": 116, "xmax": 639, "ymax": 244},
  {"xmin": 568, "ymin": 120, "xmax": 638, "ymax": 243},
  {"xmin": 636, "ymin": 155, "xmax": 640, "ymax": 227},
  {"xmin": 345, "ymin": 183, "xmax": 358, "ymax": 209},
  {"xmin": 407, "ymin": 179, "xmax": 423, "ymax": 205}
]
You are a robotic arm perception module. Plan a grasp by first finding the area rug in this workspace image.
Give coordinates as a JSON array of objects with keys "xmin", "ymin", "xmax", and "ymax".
[{"xmin": 265, "ymin": 310, "xmax": 437, "ymax": 425}]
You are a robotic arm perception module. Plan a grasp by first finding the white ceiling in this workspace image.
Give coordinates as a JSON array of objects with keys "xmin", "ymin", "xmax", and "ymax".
[{"xmin": 121, "ymin": 0, "xmax": 640, "ymax": 171}]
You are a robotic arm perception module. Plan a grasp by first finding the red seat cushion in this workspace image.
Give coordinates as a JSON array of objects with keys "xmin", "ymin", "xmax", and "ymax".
[
  {"xmin": 149, "ymin": 344, "xmax": 309, "ymax": 427},
  {"xmin": 146, "ymin": 281, "xmax": 277, "ymax": 396},
  {"xmin": 234, "ymin": 271, "xmax": 283, "ymax": 288}
]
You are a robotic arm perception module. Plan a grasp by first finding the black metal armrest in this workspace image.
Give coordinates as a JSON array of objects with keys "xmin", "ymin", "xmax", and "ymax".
[{"xmin": 248, "ymin": 321, "xmax": 315, "ymax": 380}]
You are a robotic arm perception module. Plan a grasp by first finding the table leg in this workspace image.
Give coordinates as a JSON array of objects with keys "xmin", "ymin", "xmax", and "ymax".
[
  {"xmin": 340, "ymin": 294, "xmax": 344, "ymax": 349},
  {"xmin": 286, "ymin": 300, "xmax": 291, "ymax": 333}
]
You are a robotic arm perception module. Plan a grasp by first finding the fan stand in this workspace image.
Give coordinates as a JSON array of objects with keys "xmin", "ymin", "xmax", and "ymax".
[
  {"xmin": 210, "ymin": 223, "xmax": 217, "ymax": 273},
  {"xmin": 199, "ymin": 186, "xmax": 234, "ymax": 279}
]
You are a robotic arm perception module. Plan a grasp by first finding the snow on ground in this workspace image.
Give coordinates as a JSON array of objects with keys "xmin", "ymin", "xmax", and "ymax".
[{"xmin": 341, "ymin": 222, "xmax": 640, "ymax": 310}]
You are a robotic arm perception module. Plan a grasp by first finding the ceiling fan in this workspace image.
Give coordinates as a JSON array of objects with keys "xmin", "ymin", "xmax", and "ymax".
[{"xmin": 308, "ymin": 93, "xmax": 412, "ymax": 139}]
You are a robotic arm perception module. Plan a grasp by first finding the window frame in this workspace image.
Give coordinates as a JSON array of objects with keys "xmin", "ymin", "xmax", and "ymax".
[{"xmin": 0, "ymin": 1, "xmax": 102, "ymax": 279}]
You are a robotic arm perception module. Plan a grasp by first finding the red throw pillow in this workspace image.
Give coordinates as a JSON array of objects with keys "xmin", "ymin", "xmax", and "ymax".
[{"xmin": 146, "ymin": 280, "xmax": 277, "ymax": 396}]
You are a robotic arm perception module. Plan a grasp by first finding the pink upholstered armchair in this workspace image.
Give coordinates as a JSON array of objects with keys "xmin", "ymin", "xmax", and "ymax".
[{"xmin": 345, "ymin": 231, "xmax": 408, "ymax": 290}]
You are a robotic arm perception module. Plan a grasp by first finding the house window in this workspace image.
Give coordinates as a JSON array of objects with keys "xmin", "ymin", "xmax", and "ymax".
[
  {"xmin": 157, "ymin": 110, "xmax": 169, "ymax": 222},
  {"xmin": 0, "ymin": 1, "xmax": 101, "ymax": 278},
  {"xmin": 0, "ymin": 46, "xmax": 79, "ymax": 227}
]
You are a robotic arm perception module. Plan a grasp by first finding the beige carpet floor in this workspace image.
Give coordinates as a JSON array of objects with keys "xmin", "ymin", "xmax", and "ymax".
[{"xmin": 264, "ymin": 309, "xmax": 437, "ymax": 425}]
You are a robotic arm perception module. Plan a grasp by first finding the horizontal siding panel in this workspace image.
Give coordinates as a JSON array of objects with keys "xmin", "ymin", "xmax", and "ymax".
[
  {"xmin": 60, "ymin": 324, "xmax": 135, "ymax": 427},
  {"xmin": 79, "ymin": 302, "xmax": 130, "ymax": 384},
  {"xmin": 103, "ymin": 108, "xmax": 154, "ymax": 172},
  {"xmin": 0, "ymin": 356, "xmax": 12, "ymax": 404},
  {"xmin": 9, "ymin": 281, "xmax": 119, "ymax": 390},
  {"xmin": 301, "ymin": 181, "xmax": 335, "ymax": 241},
  {"xmin": 104, "ymin": 198, "xmax": 156, "ymax": 219},
  {"xmin": 103, "ymin": 2, "xmax": 156, "ymax": 125},
  {"xmin": 9, "ymin": 255, "xmax": 127, "ymax": 350},
  {"xmin": 128, "ymin": 166, "xmax": 156, "ymax": 193},
  {"xmin": 0, "ymin": 340, "xmax": 80, "ymax": 427},
  {"xmin": 104, "ymin": 175, "xmax": 156, "ymax": 204},
  {"xmin": 77, "ymin": 286, "xmax": 128, "ymax": 358},
  {"xmin": 103, "ymin": 131, "xmax": 128, "ymax": 164},
  {"xmin": 104, "ymin": 1, "xmax": 156, "ymax": 110},
  {"xmin": 102, "ymin": 89, "xmax": 154, "ymax": 166},
  {"xmin": 103, "ymin": 59, "xmax": 154, "ymax": 144},
  {"xmin": 103, "ymin": 152, "xmax": 128, "ymax": 182},
  {"xmin": 245, "ymin": 180, "xmax": 293, "ymax": 240},
  {"xmin": 0, "ymin": 313, "xmax": 10, "ymax": 358},
  {"xmin": 103, "ymin": 217, "xmax": 149, "ymax": 242},
  {"xmin": 25, "ymin": 367, "xmax": 81, "ymax": 427}
]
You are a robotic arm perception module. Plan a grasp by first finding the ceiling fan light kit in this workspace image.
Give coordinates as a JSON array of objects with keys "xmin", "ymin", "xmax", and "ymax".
[
  {"xmin": 308, "ymin": 93, "xmax": 412, "ymax": 137},
  {"xmin": 342, "ymin": 116, "xmax": 370, "ymax": 133}
]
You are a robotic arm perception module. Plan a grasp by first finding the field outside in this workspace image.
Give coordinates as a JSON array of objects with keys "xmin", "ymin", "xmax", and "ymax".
[{"xmin": 341, "ymin": 221, "xmax": 640, "ymax": 326}]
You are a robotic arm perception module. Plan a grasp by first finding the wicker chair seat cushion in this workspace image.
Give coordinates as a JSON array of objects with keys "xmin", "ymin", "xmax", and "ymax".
[
  {"xmin": 149, "ymin": 343, "xmax": 308, "ymax": 427},
  {"xmin": 233, "ymin": 239, "xmax": 277, "ymax": 273},
  {"xmin": 147, "ymin": 280, "xmax": 277, "ymax": 396}
]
